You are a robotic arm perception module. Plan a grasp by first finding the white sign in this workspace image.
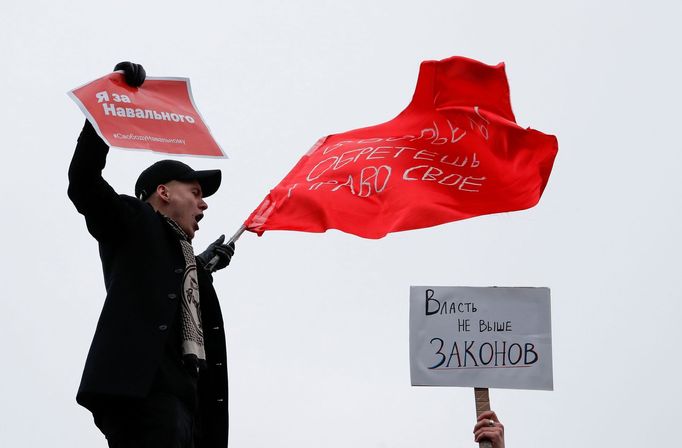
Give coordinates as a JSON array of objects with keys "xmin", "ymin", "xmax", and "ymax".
[{"xmin": 410, "ymin": 286, "xmax": 553, "ymax": 390}]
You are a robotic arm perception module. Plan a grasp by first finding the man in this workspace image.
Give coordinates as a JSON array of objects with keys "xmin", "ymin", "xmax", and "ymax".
[{"xmin": 68, "ymin": 62, "xmax": 233, "ymax": 448}]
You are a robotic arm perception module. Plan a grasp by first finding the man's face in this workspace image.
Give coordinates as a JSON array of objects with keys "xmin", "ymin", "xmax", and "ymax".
[{"xmin": 163, "ymin": 180, "xmax": 207, "ymax": 240}]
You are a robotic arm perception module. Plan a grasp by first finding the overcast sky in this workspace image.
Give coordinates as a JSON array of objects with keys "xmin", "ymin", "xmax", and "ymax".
[{"xmin": 1, "ymin": 1, "xmax": 680, "ymax": 447}]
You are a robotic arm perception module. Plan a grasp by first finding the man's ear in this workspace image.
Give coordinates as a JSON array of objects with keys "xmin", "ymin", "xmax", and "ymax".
[{"xmin": 156, "ymin": 184, "xmax": 170, "ymax": 203}]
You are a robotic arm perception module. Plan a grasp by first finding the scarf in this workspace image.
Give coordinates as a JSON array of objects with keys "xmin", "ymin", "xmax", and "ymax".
[{"xmin": 164, "ymin": 216, "xmax": 206, "ymax": 371}]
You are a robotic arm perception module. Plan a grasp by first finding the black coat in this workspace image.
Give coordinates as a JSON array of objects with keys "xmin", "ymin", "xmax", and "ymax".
[{"xmin": 68, "ymin": 121, "xmax": 228, "ymax": 447}]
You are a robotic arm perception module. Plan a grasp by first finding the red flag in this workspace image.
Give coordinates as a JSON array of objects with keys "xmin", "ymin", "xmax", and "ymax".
[
  {"xmin": 246, "ymin": 56, "xmax": 558, "ymax": 239},
  {"xmin": 69, "ymin": 72, "xmax": 224, "ymax": 157}
]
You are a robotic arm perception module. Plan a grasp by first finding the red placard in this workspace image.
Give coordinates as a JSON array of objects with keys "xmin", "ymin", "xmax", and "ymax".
[
  {"xmin": 245, "ymin": 56, "xmax": 558, "ymax": 239},
  {"xmin": 69, "ymin": 72, "xmax": 224, "ymax": 157}
]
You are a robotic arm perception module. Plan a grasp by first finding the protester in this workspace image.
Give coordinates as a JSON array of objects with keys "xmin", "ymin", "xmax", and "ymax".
[
  {"xmin": 68, "ymin": 61, "xmax": 234, "ymax": 448},
  {"xmin": 474, "ymin": 410, "xmax": 505, "ymax": 447}
]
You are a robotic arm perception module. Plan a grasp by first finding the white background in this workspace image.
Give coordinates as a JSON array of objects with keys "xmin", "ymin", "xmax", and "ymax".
[{"xmin": 1, "ymin": 1, "xmax": 680, "ymax": 447}]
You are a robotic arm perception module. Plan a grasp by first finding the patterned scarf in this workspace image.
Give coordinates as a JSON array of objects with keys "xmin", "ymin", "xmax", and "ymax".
[{"xmin": 164, "ymin": 216, "xmax": 206, "ymax": 371}]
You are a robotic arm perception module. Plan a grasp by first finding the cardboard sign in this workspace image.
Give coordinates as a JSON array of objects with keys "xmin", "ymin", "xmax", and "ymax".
[
  {"xmin": 410, "ymin": 286, "xmax": 553, "ymax": 390},
  {"xmin": 69, "ymin": 72, "xmax": 225, "ymax": 157}
]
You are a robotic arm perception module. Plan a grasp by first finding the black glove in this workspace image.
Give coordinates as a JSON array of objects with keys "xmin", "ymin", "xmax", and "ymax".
[
  {"xmin": 113, "ymin": 61, "xmax": 146, "ymax": 87},
  {"xmin": 197, "ymin": 235, "xmax": 235, "ymax": 272}
]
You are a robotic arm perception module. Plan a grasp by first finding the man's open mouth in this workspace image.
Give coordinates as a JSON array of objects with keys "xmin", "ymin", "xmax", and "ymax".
[{"xmin": 194, "ymin": 214, "xmax": 203, "ymax": 231}]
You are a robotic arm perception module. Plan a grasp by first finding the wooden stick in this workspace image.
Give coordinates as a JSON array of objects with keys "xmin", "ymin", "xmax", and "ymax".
[{"xmin": 474, "ymin": 387, "xmax": 492, "ymax": 448}]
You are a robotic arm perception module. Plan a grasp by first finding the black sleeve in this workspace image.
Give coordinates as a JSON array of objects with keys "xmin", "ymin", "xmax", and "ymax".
[{"xmin": 67, "ymin": 120, "xmax": 140, "ymax": 241}]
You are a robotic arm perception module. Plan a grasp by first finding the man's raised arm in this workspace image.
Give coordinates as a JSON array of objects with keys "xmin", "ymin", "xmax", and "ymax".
[{"xmin": 67, "ymin": 62, "xmax": 146, "ymax": 241}]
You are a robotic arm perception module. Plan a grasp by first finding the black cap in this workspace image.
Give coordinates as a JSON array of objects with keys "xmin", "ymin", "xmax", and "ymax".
[{"xmin": 135, "ymin": 160, "xmax": 221, "ymax": 201}]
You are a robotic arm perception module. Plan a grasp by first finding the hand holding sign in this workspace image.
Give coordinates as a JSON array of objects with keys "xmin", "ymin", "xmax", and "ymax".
[
  {"xmin": 474, "ymin": 411, "xmax": 505, "ymax": 448},
  {"xmin": 113, "ymin": 61, "xmax": 146, "ymax": 87}
]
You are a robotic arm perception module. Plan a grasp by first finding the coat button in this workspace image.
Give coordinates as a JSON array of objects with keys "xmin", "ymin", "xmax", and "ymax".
[
  {"xmin": 216, "ymin": 362, "xmax": 223, "ymax": 366},
  {"xmin": 212, "ymin": 326, "xmax": 220, "ymax": 330},
  {"xmin": 159, "ymin": 325, "xmax": 168, "ymax": 331},
  {"xmin": 217, "ymin": 398, "xmax": 224, "ymax": 403},
  {"xmin": 168, "ymin": 293, "xmax": 177, "ymax": 299},
  {"xmin": 174, "ymin": 268, "xmax": 183, "ymax": 274}
]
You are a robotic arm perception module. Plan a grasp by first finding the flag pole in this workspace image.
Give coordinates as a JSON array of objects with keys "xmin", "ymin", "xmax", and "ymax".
[
  {"xmin": 227, "ymin": 225, "xmax": 247, "ymax": 244},
  {"xmin": 474, "ymin": 387, "xmax": 493, "ymax": 448},
  {"xmin": 204, "ymin": 225, "xmax": 247, "ymax": 272}
]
